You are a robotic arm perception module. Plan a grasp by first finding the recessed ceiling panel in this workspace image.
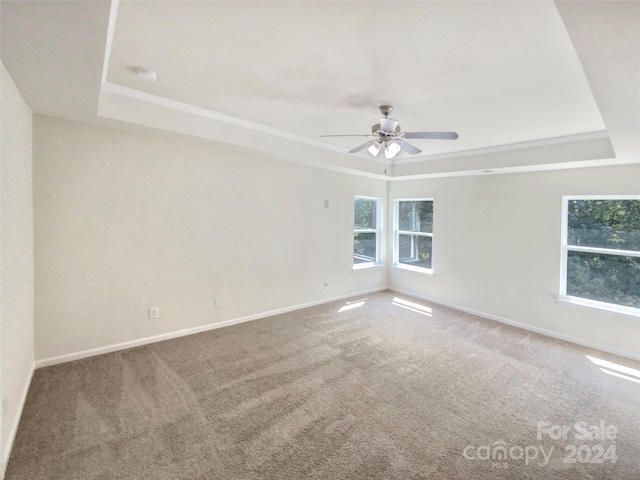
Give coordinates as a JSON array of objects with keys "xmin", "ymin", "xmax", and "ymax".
[{"xmin": 107, "ymin": 0, "xmax": 606, "ymax": 158}]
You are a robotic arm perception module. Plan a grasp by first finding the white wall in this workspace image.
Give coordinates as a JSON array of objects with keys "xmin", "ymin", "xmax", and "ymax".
[
  {"xmin": 33, "ymin": 115, "xmax": 387, "ymax": 362},
  {"xmin": 0, "ymin": 63, "xmax": 35, "ymax": 476},
  {"xmin": 388, "ymin": 165, "xmax": 640, "ymax": 358},
  {"xmin": 32, "ymin": 113, "xmax": 640, "ymax": 362}
]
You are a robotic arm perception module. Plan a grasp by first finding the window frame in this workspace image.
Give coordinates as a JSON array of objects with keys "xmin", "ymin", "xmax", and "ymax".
[
  {"xmin": 559, "ymin": 195, "xmax": 640, "ymax": 317},
  {"xmin": 393, "ymin": 198, "xmax": 434, "ymax": 274},
  {"xmin": 353, "ymin": 195, "xmax": 383, "ymax": 269}
]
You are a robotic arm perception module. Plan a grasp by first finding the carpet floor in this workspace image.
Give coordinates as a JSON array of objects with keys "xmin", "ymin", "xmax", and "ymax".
[{"xmin": 6, "ymin": 290, "xmax": 640, "ymax": 479}]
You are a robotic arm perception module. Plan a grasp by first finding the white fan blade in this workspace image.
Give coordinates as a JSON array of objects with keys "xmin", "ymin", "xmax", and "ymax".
[
  {"xmin": 321, "ymin": 134, "xmax": 374, "ymax": 137},
  {"xmin": 404, "ymin": 132, "xmax": 459, "ymax": 140},
  {"xmin": 349, "ymin": 140, "xmax": 379, "ymax": 154},
  {"xmin": 380, "ymin": 117, "xmax": 399, "ymax": 133},
  {"xmin": 396, "ymin": 140, "xmax": 422, "ymax": 155}
]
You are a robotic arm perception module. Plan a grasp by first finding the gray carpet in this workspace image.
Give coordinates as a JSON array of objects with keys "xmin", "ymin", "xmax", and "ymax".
[{"xmin": 6, "ymin": 291, "xmax": 640, "ymax": 479}]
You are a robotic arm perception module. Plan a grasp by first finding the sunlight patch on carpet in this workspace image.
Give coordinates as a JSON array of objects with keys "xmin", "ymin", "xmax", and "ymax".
[
  {"xmin": 392, "ymin": 297, "xmax": 432, "ymax": 317},
  {"xmin": 586, "ymin": 355, "xmax": 640, "ymax": 384},
  {"xmin": 338, "ymin": 298, "xmax": 368, "ymax": 312}
]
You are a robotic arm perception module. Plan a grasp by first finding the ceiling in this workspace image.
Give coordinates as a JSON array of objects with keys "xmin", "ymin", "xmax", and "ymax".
[{"xmin": 2, "ymin": 1, "xmax": 638, "ymax": 179}]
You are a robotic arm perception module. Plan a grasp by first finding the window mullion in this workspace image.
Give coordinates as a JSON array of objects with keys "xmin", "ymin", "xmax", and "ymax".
[
  {"xmin": 566, "ymin": 244, "xmax": 640, "ymax": 258},
  {"xmin": 398, "ymin": 230, "xmax": 433, "ymax": 238}
]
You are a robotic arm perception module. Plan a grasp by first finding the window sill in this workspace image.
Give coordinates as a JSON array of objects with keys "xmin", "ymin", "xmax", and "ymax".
[
  {"xmin": 353, "ymin": 262, "xmax": 385, "ymax": 270},
  {"xmin": 392, "ymin": 263, "xmax": 434, "ymax": 275},
  {"xmin": 557, "ymin": 296, "xmax": 640, "ymax": 319}
]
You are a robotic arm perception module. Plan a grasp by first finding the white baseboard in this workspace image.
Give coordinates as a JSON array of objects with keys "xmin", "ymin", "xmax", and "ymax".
[
  {"xmin": 2, "ymin": 361, "xmax": 35, "ymax": 480},
  {"xmin": 35, "ymin": 287, "xmax": 387, "ymax": 369},
  {"xmin": 388, "ymin": 287, "xmax": 640, "ymax": 361},
  {"xmin": 33, "ymin": 284, "xmax": 639, "ymax": 370}
]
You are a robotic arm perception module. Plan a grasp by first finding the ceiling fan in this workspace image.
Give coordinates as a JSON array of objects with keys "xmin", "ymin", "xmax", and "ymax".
[{"xmin": 321, "ymin": 105, "xmax": 458, "ymax": 160}]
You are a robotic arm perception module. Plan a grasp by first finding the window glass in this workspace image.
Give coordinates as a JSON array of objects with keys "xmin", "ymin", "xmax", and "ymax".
[
  {"xmin": 562, "ymin": 197, "xmax": 640, "ymax": 313},
  {"xmin": 398, "ymin": 200, "xmax": 433, "ymax": 233},
  {"xmin": 354, "ymin": 232, "xmax": 377, "ymax": 264},
  {"xmin": 567, "ymin": 251, "xmax": 640, "ymax": 309},
  {"xmin": 354, "ymin": 196, "xmax": 381, "ymax": 266},
  {"xmin": 354, "ymin": 198, "xmax": 377, "ymax": 229},
  {"xmin": 567, "ymin": 199, "xmax": 640, "ymax": 250},
  {"xmin": 394, "ymin": 199, "xmax": 433, "ymax": 272},
  {"xmin": 398, "ymin": 234, "xmax": 432, "ymax": 269}
]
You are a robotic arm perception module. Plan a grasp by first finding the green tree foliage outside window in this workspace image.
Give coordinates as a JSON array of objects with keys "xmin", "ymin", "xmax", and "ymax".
[{"xmin": 566, "ymin": 199, "xmax": 640, "ymax": 309}]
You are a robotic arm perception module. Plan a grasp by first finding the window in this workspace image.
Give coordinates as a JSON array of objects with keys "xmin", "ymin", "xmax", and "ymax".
[
  {"xmin": 394, "ymin": 199, "xmax": 433, "ymax": 272},
  {"xmin": 354, "ymin": 196, "xmax": 381, "ymax": 267},
  {"xmin": 561, "ymin": 196, "xmax": 640, "ymax": 315}
]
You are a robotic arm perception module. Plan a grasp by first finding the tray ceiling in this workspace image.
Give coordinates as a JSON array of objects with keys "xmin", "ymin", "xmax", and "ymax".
[{"xmin": 2, "ymin": 1, "xmax": 638, "ymax": 179}]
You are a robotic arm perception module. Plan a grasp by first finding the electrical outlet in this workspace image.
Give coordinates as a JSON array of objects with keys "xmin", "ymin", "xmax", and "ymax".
[
  {"xmin": 324, "ymin": 281, "xmax": 329, "ymax": 288},
  {"xmin": 149, "ymin": 307, "xmax": 160, "ymax": 319},
  {"xmin": 504, "ymin": 297, "xmax": 512, "ymax": 307},
  {"xmin": 215, "ymin": 297, "xmax": 223, "ymax": 307}
]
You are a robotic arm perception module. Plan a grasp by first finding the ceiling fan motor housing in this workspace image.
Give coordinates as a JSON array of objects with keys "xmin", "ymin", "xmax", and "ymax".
[{"xmin": 372, "ymin": 123, "xmax": 401, "ymax": 135}]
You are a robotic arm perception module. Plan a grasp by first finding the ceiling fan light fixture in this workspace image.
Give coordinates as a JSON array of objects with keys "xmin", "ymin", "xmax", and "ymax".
[
  {"xmin": 367, "ymin": 142, "xmax": 383, "ymax": 157},
  {"xmin": 384, "ymin": 141, "xmax": 401, "ymax": 159}
]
